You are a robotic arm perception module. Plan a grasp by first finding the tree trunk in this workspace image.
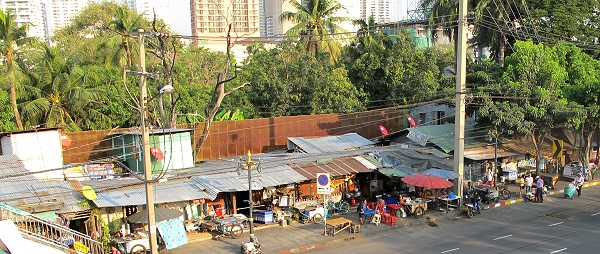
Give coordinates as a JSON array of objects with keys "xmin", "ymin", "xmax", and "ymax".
[
  {"xmin": 9, "ymin": 83, "xmax": 23, "ymax": 130},
  {"xmin": 498, "ymin": 33, "xmax": 505, "ymax": 67},
  {"xmin": 531, "ymin": 131, "xmax": 546, "ymax": 176}
]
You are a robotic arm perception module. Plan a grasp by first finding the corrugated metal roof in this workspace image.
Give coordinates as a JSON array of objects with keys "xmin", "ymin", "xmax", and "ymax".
[
  {"xmin": 407, "ymin": 124, "xmax": 456, "ymax": 152},
  {"xmin": 287, "ymin": 133, "xmax": 375, "ymax": 153},
  {"xmin": 0, "ymin": 155, "xmax": 87, "ymax": 213},
  {"xmin": 353, "ymin": 155, "xmax": 380, "ymax": 169},
  {"xmin": 190, "ymin": 165, "xmax": 308, "ymax": 194},
  {"xmin": 290, "ymin": 157, "xmax": 373, "ymax": 179},
  {"xmin": 92, "ymin": 178, "xmax": 214, "ymax": 208},
  {"xmin": 0, "ymin": 154, "xmax": 35, "ymax": 180},
  {"xmin": 0, "ymin": 179, "xmax": 88, "ymax": 213},
  {"xmin": 406, "ymin": 124, "xmax": 482, "ymax": 153}
]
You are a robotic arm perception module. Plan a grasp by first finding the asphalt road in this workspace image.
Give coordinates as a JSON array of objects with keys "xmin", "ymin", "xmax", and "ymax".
[{"xmin": 314, "ymin": 187, "xmax": 600, "ymax": 254}]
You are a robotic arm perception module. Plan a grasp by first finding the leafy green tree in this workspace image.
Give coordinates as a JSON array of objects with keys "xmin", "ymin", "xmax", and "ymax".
[
  {"xmin": 342, "ymin": 30, "xmax": 454, "ymax": 108},
  {"xmin": 280, "ymin": 0, "xmax": 349, "ymax": 61},
  {"xmin": 557, "ymin": 43, "xmax": 600, "ymax": 168},
  {"xmin": 527, "ymin": 0, "xmax": 600, "ymax": 56},
  {"xmin": 0, "ymin": 88, "xmax": 17, "ymax": 132},
  {"xmin": 239, "ymin": 42, "xmax": 365, "ymax": 117},
  {"xmin": 479, "ymin": 40, "xmax": 575, "ymax": 174},
  {"xmin": 0, "ymin": 8, "xmax": 33, "ymax": 130}
]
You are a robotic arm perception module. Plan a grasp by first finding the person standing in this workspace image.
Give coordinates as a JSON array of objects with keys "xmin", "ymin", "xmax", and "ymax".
[
  {"xmin": 525, "ymin": 174, "xmax": 533, "ymax": 194},
  {"xmin": 517, "ymin": 175, "xmax": 525, "ymax": 198},
  {"xmin": 535, "ymin": 176, "xmax": 544, "ymax": 203},
  {"xmin": 357, "ymin": 198, "xmax": 367, "ymax": 224},
  {"xmin": 574, "ymin": 172, "xmax": 585, "ymax": 197}
]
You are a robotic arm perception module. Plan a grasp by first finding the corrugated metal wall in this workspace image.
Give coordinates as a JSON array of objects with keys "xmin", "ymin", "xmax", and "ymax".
[{"xmin": 62, "ymin": 110, "xmax": 404, "ymax": 164}]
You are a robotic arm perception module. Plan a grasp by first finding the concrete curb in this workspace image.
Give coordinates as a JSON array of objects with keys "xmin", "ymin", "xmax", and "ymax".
[{"xmin": 483, "ymin": 181, "xmax": 599, "ymax": 210}]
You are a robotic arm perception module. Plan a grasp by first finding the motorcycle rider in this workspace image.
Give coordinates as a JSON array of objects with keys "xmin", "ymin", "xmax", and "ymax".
[{"xmin": 464, "ymin": 186, "xmax": 482, "ymax": 213}]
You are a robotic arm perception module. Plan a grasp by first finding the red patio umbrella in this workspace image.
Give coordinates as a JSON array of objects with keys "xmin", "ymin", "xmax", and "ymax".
[{"xmin": 401, "ymin": 173, "xmax": 454, "ymax": 189}]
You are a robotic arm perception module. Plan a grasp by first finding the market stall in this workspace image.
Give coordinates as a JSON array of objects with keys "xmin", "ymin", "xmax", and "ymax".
[{"xmin": 400, "ymin": 173, "xmax": 454, "ymax": 218}]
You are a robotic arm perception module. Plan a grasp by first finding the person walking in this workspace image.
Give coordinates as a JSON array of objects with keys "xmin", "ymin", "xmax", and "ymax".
[
  {"xmin": 574, "ymin": 172, "xmax": 585, "ymax": 197},
  {"xmin": 525, "ymin": 174, "xmax": 533, "ymax": 194},
  {"xmin": 535, "ymin": 176, "xmax": 544, "ymax": 203}
]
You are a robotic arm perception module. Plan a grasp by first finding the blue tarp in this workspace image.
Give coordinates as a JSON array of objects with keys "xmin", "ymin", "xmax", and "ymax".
[{"xmin": 156, "ymin": 218, "xmax": 188, "ymax": 250}]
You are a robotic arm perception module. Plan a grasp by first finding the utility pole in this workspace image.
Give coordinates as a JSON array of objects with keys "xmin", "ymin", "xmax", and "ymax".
[
  {"xmin": 454, "ymin": 0, "xmax": 468, "ymax": 205},
  {"xmin": 138, "ymin": 29, "xmax": 159, "ymax": 254}
]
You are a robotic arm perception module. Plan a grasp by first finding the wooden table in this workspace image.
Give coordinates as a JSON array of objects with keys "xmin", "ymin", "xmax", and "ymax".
[{"xmin": 325, "ymin": 217, "xmax": 353, "ymax": 236}]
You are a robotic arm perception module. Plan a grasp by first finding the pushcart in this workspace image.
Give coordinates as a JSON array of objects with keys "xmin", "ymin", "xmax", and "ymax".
[
  {"xmin": 200, "ymin": 216, "xmax": 246, "ymax": 240},
  {"xmin": 400, "ymin": 200, "xmax": 427, "ymax": 218}
]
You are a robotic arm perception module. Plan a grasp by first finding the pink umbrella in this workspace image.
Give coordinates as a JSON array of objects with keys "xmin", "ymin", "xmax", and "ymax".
[{"xmin": 401, "ymin": 173, "xmax": 454, "ymax": 189}]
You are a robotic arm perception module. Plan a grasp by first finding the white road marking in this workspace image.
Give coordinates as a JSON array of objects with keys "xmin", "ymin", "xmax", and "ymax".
[
  {"xmin": 493, "ymin": 234, "xmax": 512, "ymax": 240},
  {"xmin": 550, "ymin": 248, "xmax": 567, "ymax": 253},
  {"xmin": 592, "ymin": 212, "xmax": 600, "ymax": 216},
  {"xmin": 548, "ymin": 222, "xmax": 563, "ymax": 227},
  {"xmin": 441, "ymin": 248, "xmax": 460, "ymax": 253}
]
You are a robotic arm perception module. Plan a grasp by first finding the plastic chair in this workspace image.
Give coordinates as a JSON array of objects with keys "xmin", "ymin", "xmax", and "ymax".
[{"xmin": 372, "ymin": 214, "xmax": 381, "ymax": 225}]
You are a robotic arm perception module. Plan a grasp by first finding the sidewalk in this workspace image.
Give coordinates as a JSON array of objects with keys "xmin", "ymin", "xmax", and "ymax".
[
  {"xmin": 481, "ymin": 176, "xmax": 599, "ymax": 210},
  {"xmin": 162, "ymin": 178, "xmax": 599, "ymax": 254}
]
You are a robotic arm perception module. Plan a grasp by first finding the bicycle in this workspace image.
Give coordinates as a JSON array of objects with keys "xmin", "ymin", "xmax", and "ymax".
[
  {"xmin": 326, "ymin": 199, "xmax": 350, "ymax": 215},
  {"xmin": 498, "ymin": 180, "xmax": 511, "ymax": 200}
]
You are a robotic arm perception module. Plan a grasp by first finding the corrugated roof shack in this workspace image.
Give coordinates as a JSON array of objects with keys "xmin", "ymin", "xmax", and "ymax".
[{"xmin": 111, "ymin": 129, "xmax": 194, "ymax": 174}]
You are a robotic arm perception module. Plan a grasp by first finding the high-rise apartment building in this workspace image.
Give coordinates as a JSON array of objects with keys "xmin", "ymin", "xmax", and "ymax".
[
  {"xmin": 360, "ymin": 0, "xmax": 391, "ymax": 23},
  {"xmin": 130, "ymin": 0, "xmax": 171, "ymax": 29},
  {"xmin": 49, "ymin": 0, "xmax": 88, "ymax": 33},
  {"xmin": 190, "ymin": 0, "xmax": 261, "ymax": 60},
  {"xmin": 1, "ymin": 0, "xmax": 46, "ymax": 40},
  {"xmin": 261, "ymin": 0, "xmax": 295, "ymax": 38}
]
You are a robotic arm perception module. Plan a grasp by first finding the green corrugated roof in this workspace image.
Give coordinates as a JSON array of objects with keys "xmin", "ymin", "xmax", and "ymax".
[{"xmin": 407, "ymin": 124, "xmax": 483, "ymax": 153}]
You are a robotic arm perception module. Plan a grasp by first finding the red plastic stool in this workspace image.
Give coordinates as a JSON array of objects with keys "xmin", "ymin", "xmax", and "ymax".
[
  {"xmin": 388, "ymin": 216, "xmax": 397, "ymax": 226},
  {"xmin": 382, "ymin": 213, "xmax": 390, "ymax": 224}
]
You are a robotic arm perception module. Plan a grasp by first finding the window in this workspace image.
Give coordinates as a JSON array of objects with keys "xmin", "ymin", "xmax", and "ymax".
[
  {"xmin": 419, "ymin": 113, "xmax": 427, "ymax": 125},
  {"xmin": 436, "ymin": 111, "xmax": 445, "ymax": 125}
]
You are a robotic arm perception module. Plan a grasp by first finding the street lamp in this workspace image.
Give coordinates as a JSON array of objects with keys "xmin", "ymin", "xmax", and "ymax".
[{"xmin": 237, "ymin": 151, "xmax": 262, "ymax": 243}]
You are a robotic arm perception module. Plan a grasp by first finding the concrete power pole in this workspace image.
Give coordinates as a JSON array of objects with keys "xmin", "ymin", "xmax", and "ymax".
[
  {"xmin": 138, "ymin": 29, "xmax": 159, "ymax": 254},
  {"xmin": 454, "ymin": 0, "xmax": 468, "ymax": 205}
]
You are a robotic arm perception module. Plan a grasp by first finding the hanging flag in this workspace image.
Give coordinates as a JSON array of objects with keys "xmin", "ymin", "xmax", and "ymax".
[
  {"xmin": 378, "ymin": 125, "xmax": 389, "ymax": 136},
  {"xmin": 407, "ymin": 115, "xmax": 417, "ymax": 127}
]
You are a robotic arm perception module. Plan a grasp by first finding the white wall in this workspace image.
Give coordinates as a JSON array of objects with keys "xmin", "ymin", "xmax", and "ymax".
[{"xmin": 1, "ymin": 130, "xmax": 64, "ymax": 180}]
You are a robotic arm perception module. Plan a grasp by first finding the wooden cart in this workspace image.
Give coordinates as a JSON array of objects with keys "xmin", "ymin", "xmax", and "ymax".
[{"xmin": 400, "ymin": 201, "xmax": 427, "ymax": 218}]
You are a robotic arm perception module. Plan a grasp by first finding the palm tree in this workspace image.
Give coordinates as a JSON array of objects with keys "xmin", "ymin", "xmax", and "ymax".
[
  {"xmin": 421, "ymin": 0, "xmax": 527, "ymax": 66},
  {"xmin": 17, "ymin": 44, "xmax": 104, "ymax": 131},
  {"xmin": 99, "ymin": 6, "xmax": 143, "ymax": 81},
  {"xmin": 280, "ymin": 0, "xmax": 349, "ymax": 60},
  {"xmin": 0, "ymin": 8, "xmax": 32, "ymax": 130}
]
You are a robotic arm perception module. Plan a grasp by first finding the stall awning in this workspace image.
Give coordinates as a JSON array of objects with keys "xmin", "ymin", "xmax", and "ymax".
[
  {"xmin": 464, "ymin": 146, "xmax": 519, "ymax": 161},
  {"xmin": 92, "ymin": 178, "xmax": 214, "ymax": 208},
  {"xmin": 289, "ymin": 156, "xmax": 374, "ymax": 179}
]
